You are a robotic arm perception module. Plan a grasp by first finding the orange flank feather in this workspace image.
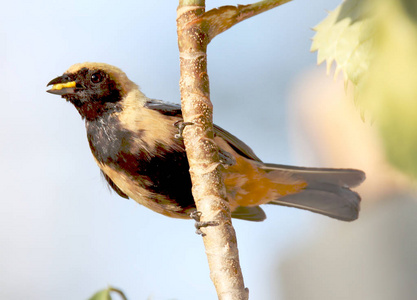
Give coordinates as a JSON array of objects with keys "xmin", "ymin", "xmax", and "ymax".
[
  {"xmin": 224, "ymin": 156, "xmax": 307, "ymax": 209},
  {"xmin": 214, "ymin": 135, "xmax": 308, "ymax": 210}
]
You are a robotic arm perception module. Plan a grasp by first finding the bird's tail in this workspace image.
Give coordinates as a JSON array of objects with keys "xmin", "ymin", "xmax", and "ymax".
[{"xmin": 262, "ymin": 163, "xmax": 365, "ymax": 221}]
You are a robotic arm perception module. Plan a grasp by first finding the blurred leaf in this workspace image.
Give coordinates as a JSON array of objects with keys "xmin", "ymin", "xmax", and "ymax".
[
  {"xmin": 311, "ymin": 0, "xmax": 374, "ymax": 87},
  {"xmin": 313, "ymin": 0, "xmax": 417, "ymax": 177},
  {"xmin": 89, "ymin": 286, "xmax": 127, "ymax": 300},
  {"xmin": 359, "ymin": 0, "xmax": 417, "ymax": 176},
  {"xmin": 89, "ymin": 289, "xmax": 112, "ymax": 300}
]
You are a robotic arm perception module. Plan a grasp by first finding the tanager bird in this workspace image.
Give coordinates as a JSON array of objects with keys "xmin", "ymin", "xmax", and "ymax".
[{"xmin": 47, "ymin": 62, "xmax": 365, "ymax": 222}]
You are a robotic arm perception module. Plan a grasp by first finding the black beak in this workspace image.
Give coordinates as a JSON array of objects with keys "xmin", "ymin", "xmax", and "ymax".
[{"xmin": 46, "ymin": 75, "xmax": 77, "ymax": 95}]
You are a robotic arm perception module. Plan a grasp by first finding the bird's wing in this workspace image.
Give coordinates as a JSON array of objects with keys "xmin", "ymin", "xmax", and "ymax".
[
  {"xmin": 143, "ymin": 99, "xmax": 268, "ymax": 221},
  {"xmin": 213, "ymin": 124, "xmax": 262, "ymax": 162},
  {"xmin": 143, "ymin": 99, "xmax": 182, "ymax": 117},
  {"xmin": 143, "ymin": 99, "xmax": 261, "ymax": 162}
]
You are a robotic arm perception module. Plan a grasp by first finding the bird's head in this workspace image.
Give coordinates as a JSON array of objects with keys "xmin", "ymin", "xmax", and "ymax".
[{"xmin": 47, "ymin": 62, "xmax": 138, "ymax": 121}]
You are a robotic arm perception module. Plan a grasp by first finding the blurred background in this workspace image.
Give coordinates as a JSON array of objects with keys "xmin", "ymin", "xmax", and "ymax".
[{"xmin": 1, "ymin": 0, "xmax": 416, "ymax": 299}]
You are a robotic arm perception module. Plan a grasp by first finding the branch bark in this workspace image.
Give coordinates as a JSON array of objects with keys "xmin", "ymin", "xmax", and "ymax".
[
  {"xmin": 177, "ymin": 2, "xmax": 248, "ymax": 299},
  {"xmin": 176, "ymin": 1, "xmax": 291, "ymax": 299}
]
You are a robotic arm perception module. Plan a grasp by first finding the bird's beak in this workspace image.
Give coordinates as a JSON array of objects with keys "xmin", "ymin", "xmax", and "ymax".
[{"xmin": 46, "ymin": 75, "xmax": 77, "ymax": 95}]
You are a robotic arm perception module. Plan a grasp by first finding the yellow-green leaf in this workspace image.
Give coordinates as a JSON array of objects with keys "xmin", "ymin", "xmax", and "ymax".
[
  {"xmin": 359, "ymin": 0, "xmax": 417, "ymax": 176},
  {"xmin": 313, "ymin": 0, "xmax": 417, "ymax": 177},
  {"xmin": 88, "ymin": 286, "xmax": 127, "ymax": 300},
  {"xmin": 311, "ymin": 0, "xmax": 374, "ymax": 86},
  {"xmin": 89, "ymin": 289, "xmax": 112, "ymax": 300}
]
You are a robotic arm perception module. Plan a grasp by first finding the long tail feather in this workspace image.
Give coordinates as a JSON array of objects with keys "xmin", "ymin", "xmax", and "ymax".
[{"xmin": 264, "ymin": 164, "xmax": 365, "ymax": 221}]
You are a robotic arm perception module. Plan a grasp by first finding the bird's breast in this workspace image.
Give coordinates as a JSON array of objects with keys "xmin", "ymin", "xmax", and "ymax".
[
  {"xmin": 85, "ymin": 113, "xmax": 196, "ymax": 217},
  {"xmin": 85, "ymin": 114, "xmax": 138, "ymax": 165}
]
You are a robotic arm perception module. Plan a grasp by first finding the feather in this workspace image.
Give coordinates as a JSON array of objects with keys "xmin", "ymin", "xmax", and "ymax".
[
  {"xmin": 231, "ymin": 206, "xmax": 266, "ymax": 221},
  {"xmin": 264, "ymin": 164, "xmax": 365, "ymax": 221}
]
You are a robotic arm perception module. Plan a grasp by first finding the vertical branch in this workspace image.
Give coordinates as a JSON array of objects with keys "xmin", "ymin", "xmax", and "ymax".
[
  {"xmin": 177, "ymin": 0, "xmax": 289, "ymax": 298},
  {"xmin": 177, "ymin": 1, "xmax": 249, "ymax": 300}
]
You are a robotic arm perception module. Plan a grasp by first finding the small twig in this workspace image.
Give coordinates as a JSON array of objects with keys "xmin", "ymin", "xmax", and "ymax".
[
  {"xmin": 108, "ymin": 286, "xmax": 128, "ymax": 300},
  {"xmin": 193, "ymin": 0, "xmax": 293, "ymax": 41}
]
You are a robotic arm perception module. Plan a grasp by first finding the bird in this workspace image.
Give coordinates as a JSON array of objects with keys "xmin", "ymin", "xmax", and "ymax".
[{"xmin": 47, "ymin": 62, "xmax": 365, "ymax": 222}]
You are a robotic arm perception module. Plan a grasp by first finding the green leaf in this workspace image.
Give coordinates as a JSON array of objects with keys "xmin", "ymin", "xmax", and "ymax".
[
  {"xmin": 313, "ymin": 0, "xmax": 417, "ymax": 177},
  {"xmin": 359, "ymin": 0, "xmax": 417, "ymax": 176},
  {"xmin": 89, "ymin": 289, "xmax": 112, "ymax": 300},
  {"xmin": 311, "ymin": 0, "xmax": 374, "ymax": 87},
  {"xmin": 88, "ymin": 286, "xmax": 127, "ymax": 300}
]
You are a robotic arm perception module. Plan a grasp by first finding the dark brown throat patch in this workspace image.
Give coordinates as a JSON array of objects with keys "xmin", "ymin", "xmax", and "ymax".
[{"xmin": 64, "ymin": 67, "xmax": 123, "ymax": 121}]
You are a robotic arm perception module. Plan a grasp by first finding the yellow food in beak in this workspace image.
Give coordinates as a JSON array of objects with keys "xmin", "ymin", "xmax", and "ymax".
[{"xmin": 50, "ymin": 81, "xmax": 76, "ymax": 91}]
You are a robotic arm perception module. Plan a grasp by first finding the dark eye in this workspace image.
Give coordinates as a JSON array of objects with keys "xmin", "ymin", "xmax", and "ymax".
[{"xmin": 91, "ymin": 72, "xmax": 103, "ymax": 83}]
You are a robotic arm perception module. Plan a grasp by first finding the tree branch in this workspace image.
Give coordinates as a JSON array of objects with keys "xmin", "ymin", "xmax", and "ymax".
[
  {"xmin": 195, "ymin": 0, "xmax": 292, "ymax": 42},
  {"xmin": 177, "ymin": 0, "xmax": 288, "ymax": 299},
  {"xmin": 177, "ymin": 2, "xmax": 248, "ymax": 300}
]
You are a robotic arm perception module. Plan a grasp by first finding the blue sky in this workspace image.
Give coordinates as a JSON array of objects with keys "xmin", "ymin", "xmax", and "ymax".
[{"xmin": 1, "ymin": 1, "xmax": 342, "ymax": 299}]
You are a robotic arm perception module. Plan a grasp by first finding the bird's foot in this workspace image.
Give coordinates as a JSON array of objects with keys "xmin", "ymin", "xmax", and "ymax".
[
  {"xmin": 174, "ymin": 120, "xmax": 194, "ymax": 139},
  {"xmin": 190, "ymin": 211, "xmax": 219, "ymax": 236}
]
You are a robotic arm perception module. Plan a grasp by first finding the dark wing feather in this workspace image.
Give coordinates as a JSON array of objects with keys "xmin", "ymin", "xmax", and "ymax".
[
  {"xmin": 213, "ymin": 124, "xmax": 262, "ymax": 162},
  {"xmin": 231, "ymin": 206, "xmax": 266, "ymax": 221},
  {"xmin": 144, "ymin": 99, "xmax": 182, "ymax": 117}
]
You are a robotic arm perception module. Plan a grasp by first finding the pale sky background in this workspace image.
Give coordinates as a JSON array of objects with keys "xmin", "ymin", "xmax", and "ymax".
[{"xmin": 1, "ymin": 1, "xmax": 346, "ymax": 299}]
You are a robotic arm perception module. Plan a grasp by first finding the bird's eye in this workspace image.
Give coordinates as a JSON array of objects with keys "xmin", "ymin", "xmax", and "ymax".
[{"xmin": 91, "ymin": 73, "xmax": 103, "ymax": 84}]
